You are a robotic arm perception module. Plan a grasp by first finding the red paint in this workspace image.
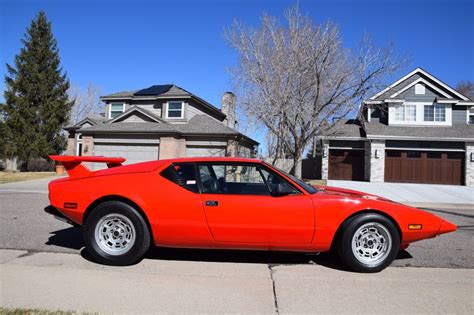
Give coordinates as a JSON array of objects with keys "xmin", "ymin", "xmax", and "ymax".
[{"xmin": 48, "ymin": 155, "xmax": 457, "ymax": 253}]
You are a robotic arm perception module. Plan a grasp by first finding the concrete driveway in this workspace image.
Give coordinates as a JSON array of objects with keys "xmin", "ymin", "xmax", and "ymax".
[{"xmin": 327, "ymin": 180, "xmax": 474, "ymax": 209}]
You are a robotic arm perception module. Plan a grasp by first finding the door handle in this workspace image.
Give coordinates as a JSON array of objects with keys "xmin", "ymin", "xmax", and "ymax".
[{"xmin": 205, "ymin": 200, "xmax": 219, "ymax": 207}]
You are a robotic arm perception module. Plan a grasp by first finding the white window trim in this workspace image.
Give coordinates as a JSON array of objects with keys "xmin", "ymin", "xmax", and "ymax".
[
  {"xmin": 108, "ymin": 102, "xmax": 126, "ymax": 119},
  {"xmin": 165, "ymin": 101, "xmax": 184, "ymax": 119},
  {"xmin": 75, "ymin": 133, "xmax": 83, "ymax": 156},
  {"xmin": 468, "ymin": 108, "xmax": 474, "ymax": 124},
  {"xmin": 388, "ymin": 102, "xmax": 451, "ymax": 126}
]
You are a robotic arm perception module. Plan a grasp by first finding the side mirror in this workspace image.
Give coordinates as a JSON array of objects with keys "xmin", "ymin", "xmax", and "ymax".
[{"xmin": 272, "ymin": 183, "xmax": 294, "ymax": 197}]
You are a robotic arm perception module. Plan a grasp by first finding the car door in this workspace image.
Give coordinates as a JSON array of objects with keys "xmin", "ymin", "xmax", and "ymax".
[{"xmin": 197, "ymin": 162, "xmax": 315, "ymax": 244}]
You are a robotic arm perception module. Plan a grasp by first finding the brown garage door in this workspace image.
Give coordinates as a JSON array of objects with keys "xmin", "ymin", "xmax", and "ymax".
[
  {"xmin": 385, "ymin": 151, "xmax": 464, "ymax": 185},
  {"xmin": 328, "ymin": 149, "xmax": 365, "ymax": 181}
]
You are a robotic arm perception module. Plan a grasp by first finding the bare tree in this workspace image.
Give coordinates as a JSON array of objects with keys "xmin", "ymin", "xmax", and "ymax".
[
  {"xmin": 68, "ymin": 83, "xmax": 103, "ymax": 124},
  {"xmin": 456, "ymin": 80, "xmax": 474, "ymax": 100},
  {"xmin": 225, "ymin": 6, "xmax": 404, "ymax": 177}
]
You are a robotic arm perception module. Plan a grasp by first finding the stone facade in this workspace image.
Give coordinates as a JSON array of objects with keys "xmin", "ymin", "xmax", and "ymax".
[
  {"xmin": 158, "ymin": 137, "xmax": 186, "ymax": 159},
  {"xmin": 321, "ymin": 140, "xmax": 329, "ymax": 180},
  {"xmin": 66, "ymin": 137, "xmax": 75, "ymax": 156},
  {"xmin": 81, "ymin": 136, "xmax": 94, "ymax": 156},
  {"xmin": 367, "ymin": 140, "xmax": 385, "ymax": 182},
  {"xmin": 465, "ymin": 142, "xmax": 474, "ymax": 187}
]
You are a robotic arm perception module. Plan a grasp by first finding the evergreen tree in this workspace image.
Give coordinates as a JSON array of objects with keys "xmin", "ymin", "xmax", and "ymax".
[{"xmin": 1, "ymin": 11, "xmax": 72, "ymax": 161}]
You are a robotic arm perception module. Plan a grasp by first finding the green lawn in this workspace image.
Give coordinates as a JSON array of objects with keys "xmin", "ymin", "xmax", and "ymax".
[{"xmin": 0, "ymin": 172, "xmax": 58, "ymax": 184}]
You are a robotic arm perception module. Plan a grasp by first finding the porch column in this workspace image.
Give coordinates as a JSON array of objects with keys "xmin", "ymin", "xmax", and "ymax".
[
  {"xmin": 369, "ymin": 140, "xmax": 385, "ymax": 183},
  {"xmin": 66, "ymin": 136, "xmax": 75, "ymax": 156},
  {"xmin": 81, "ymin": 135, "xmax": 95, "ymax": 170},
  {"xmin": 227, "ymin": 139, "xmax": 238, "ymax": 157},
  {"xmin": 465, "ymin": 142, "xmax": 474, "ymax": 187},
  {"xmin": 321, "ymin": 140, "xmax": 329, "ymax": 180},
  {"xmin": 159, "ymin": 137, "xmax": 186, "ymax": 159}
]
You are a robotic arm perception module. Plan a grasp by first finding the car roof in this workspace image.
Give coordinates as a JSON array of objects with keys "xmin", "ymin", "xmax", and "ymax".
[{"xmin": 163, "ymin": 157, "xmax": 263, "ymax": 163}]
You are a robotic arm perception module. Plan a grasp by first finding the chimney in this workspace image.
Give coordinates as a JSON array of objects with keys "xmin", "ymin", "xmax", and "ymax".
[{"xmin": 221, "ymin": 92, "xmax": 237, "ymax": 129}]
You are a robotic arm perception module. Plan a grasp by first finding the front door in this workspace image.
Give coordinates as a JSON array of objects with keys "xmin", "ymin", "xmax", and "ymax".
[{"xmin": 197, "ymin": 163, "xmax": 315, "ymax": 244}]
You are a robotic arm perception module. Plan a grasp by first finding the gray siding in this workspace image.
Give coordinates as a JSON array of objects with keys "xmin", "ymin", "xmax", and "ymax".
[
  {"xmin": 398, "ymin": 85, "xmax": 441, "ymax": 102},
  {"xmin": 374, "ymin": 74, "xmax": 422, "ymax": 100},
  {"xmin": 452, "ymin": 106, "xmax": 468, "ymax": 125}
]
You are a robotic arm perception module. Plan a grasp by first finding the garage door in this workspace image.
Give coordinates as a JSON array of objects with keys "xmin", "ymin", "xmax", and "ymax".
[
  {"xmin": 186, "ymin": 146, "xmax": 226, "ymax": 157},
  {"xmin": 385, "ymin": 151, "xmax": 464, "ymax": 185},
  {"xmin": 94, "ymin": 143, "xmax": 159, "ymax": 165},
  {"xmin": 328, "ymin": 149, "xmax": 365, "ymax": 181}
]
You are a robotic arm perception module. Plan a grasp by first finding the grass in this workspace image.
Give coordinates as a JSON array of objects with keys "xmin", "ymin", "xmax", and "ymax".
[
  {"xmin": 0, "ymin": 171, "xmax": 58, "ymax": 184},
  {"xmin": 0, "ymin": 308, "xmax": 96, "ymax": 315},
  {"xmin": 305, "ymin": 179, "xmax": 327, "ymax": 186}
]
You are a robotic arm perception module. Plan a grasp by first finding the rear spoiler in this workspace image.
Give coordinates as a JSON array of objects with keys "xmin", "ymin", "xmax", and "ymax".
[{"xmin": 49, "ymin": 155, "xmax": 126, "ymax": 178}]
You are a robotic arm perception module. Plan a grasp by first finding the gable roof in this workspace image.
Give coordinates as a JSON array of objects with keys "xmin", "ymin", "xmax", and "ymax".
[
  {"xmin": 78, "ymin": 115, "xmax": 259, "ymax": 145},
  {"xmin": 65, "ymin": 116, "xmax": 107, "ymax": 131},
  {"xmin": 369, "ymin": 67, "xmax": 470, "ymax": 102},
  {"xmin": 101, "ymin": 84, "xmax": 225, "ymax": 120},
  {"xmin": 108, "ymin": 105, "xmax": 167, "ymax": 124}
]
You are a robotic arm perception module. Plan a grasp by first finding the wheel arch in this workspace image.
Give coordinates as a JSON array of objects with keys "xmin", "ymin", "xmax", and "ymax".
[
  {"xmin": 83, "ymin": 195, "xmax": 153, "ymax": 239},
  {"xmin": 329, "ymin": 209, "xmax": 402, "ymax": 251}
]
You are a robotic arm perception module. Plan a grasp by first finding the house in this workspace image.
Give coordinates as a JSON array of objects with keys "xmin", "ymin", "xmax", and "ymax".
[
  {"xmin": 65, "ymin": 85, "xmax": 258, "ymax": 168},
  {"xmin": 317, "ymin": 68, "xmax": 474, "ymax": 186}
]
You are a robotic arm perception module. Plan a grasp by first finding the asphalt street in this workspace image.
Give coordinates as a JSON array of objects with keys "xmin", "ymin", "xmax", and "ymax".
[{"xmin": 0, "ymin": 191, "xmax": 472, "ymax": 269}]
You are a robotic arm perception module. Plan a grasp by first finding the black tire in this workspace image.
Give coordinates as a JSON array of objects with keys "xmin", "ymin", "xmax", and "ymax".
[
  {"xmin": 337, "ymin": 213, "xmax": 400, "ymax": 273},
  {"xmin": 83, "ymin": 201, "xmax": 151, "ymax": 266}
]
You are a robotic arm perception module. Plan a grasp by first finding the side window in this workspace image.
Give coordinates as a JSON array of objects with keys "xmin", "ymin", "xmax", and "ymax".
[
  {"xmin": 161, "ymin": 163, "xmax": 199, "ymax": 193},
  {"xmin": 259, "ymin": 167, "xmax": 299, "ymax": 195},
  {"xmin": 197, "ymin": 163, "xmax": 269, "ymax": 195}
]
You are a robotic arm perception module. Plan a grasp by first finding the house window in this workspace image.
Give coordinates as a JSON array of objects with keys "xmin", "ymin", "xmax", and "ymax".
[
  {"xmin": 394, "ymin": 104, "xmax": 416, "ymax": 121},
  {"xmin": 469, "ymin": 107, "xmax": 474, "ymax": 124},
  {"xmin": 166, "ymin": 101, "xmax": 184, "ymax": 119},
  {"xmin": 415, "ymin": 83, "xmax": 425, "ymax": 95},
  {"xmin": 394, "ymin": 104, "xmax": 405, "ymax": 121},
  {"xmin": 405, "ymin": 105, "xmax": 416, "ymax": 121},
  {"xmin": 109, "ymin": 103, "xmax": 125, "ymax": 118},
  {"xmin": 424, "ymin": 104, "xmax": 446, "ymax": 122}
]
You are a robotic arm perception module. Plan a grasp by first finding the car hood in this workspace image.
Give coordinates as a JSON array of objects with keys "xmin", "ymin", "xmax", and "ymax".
[{"xmin": 315, "ymin": 185, "xmax": 394, "ymax": 203}]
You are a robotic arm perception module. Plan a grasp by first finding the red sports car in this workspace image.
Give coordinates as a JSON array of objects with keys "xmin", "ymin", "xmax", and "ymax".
[{"xmin": 46, "ymin": 155, "xmax": 456, "ymax": 272}]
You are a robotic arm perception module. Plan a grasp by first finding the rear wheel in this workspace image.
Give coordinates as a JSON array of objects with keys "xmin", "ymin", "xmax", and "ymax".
[
  {"xmin": 84, "ymin": 201, "xmax": 150, "ymax": 266},
  {"xmin": 337, "ymin": 213, "xmax": 400, "ymax": 273}
]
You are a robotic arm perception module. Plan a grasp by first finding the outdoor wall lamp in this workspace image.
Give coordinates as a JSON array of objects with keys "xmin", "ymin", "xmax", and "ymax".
[
  {"xmin": 375, "ymin": 149, "xmax": 380, "ymax": 159},
  {"xmin": 323, "ymin": 148, "xmax": 328, "ymax": 158},
  {"xmin": 471, "ymin": 152, "xmax": 474, "ymax": 162}
]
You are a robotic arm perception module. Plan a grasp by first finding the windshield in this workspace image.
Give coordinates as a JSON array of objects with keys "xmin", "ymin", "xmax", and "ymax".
[{"xmin": 267, "ymin": 164, "xmax": 318, "ymax": 194}]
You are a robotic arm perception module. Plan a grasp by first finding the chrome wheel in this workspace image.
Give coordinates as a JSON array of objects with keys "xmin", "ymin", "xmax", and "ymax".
[
  {"xmin": 94, "ymin": 213, "xmax": 136, "ymax": 256},
  {"xmin": 351, "ymin": 222, "xmax": 392, "ymax": 266}
]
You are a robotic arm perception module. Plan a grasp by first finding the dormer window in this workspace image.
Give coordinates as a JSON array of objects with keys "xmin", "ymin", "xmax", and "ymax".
[
  {"xmin": 393, "ymin": 104, "xmax": 416, "ymax": 121},
  {"xmin": 166, "ymin": 101, "xmax": 184, "ymax": 119},
  {"xmin": 415, "ymin": 83, "xmax": 425, "ymax": 95},
  {"xmin": 109, "ymin": 103, "xmax": 125, "ymax": 118},
  {"xmin": 424, "ymin": 104, "xmax": 446, "ymax": 122}
]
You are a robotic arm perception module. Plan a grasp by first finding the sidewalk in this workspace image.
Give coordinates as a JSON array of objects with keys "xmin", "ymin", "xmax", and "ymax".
[
  {"xmin": 1, "ymin": 249, "xmax": 473, "ymax": 314},
  {"xmin": 327, "ymin": 180, "xmax": 474, "ymax": 210}
]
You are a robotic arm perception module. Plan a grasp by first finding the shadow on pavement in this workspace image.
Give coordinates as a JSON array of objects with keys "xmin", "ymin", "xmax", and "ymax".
[
  {"xmin": 48, "ymin": 226, "xmax": 413, "ymax": 271},
  {"xmin": 45, "ymin": 226, "xmax": 84, "ymax": 250}
]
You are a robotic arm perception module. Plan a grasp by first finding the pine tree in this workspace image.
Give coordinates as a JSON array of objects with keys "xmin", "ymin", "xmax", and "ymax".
[{"xmin": 1, "ymin": 11, "xmax": 72, "ymax": 162}]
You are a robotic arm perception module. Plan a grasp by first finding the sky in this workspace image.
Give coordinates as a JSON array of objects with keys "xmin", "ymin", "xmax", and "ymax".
[{"xmin": 1, "ymin": 0, "xmax": 473, "ymax": 145}]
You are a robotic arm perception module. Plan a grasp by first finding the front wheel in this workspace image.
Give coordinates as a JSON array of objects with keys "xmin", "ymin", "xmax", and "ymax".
[
  {"xmin": 337, "ymin": 213, "xmax": 400, "ymax": 273},
  {"xmin": 83, "ymin": 201, "xmax": 151, "ymax": 266}
]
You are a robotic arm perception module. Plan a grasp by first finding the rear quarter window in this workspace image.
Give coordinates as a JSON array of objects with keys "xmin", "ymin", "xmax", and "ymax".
[{"xmin": 160, "ymin": 163, "xmax": 199, "ymax": 193}]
